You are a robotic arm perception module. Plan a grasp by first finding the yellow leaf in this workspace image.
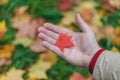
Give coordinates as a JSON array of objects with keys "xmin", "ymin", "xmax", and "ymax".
[
  {"xmin": 27, "ymin": 78, "xmax": 38, "ymax": 80},
  {"xmin": 28, "ymin": 59, "xmax": 52, "ymax": 79},
  {"xmin": 0, "ymin": 20, "xmax": 7, "ymax": 32},
  {"xmin": 113, "ymin": 27, "xmax": 120, "ymax": 46},
  {"xmin": 0, "ymin": 0, "xmax": 8, "ymax": 5},
  {"xmin": 111, "ymin": 46, "xmax": 120, "ymax": 54},
  {"xmin": 0, "ymin": 45, "xmax": 14, "ymax": 59},
  {"xmin": 0, "ymin": 67, "xmax": 25, "ymax": 80},
  {"xmin": 60, "ymin": 11, "xmax": 75, "ymax": 25},
  {"xmin": 114, "ymin": 27, "xmax": 120, "ymax": 35},
  {"xmin": 40, "ymin": 51, "xmax": 57, "ymax": 65},
  {"xmin": 12, "ymin": 37, "xmax": 34, "ymax": 47},
  {"xmin": 0, "ymin": 20, "xmax": 7, "ymax": 40},
  {"xmin": 28, "ymin": 71, "xmax": 47, "ymax": 79}
]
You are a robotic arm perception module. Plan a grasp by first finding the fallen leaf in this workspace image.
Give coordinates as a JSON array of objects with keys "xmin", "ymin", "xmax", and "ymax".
[
  {"xmin": 90, "ymin": 25, "xmax": 105, "ymax": 41},
  {"xmin": 0, "ymin": 20, "xmax": 7, "ymax": 40},
  {"xmin": 113, "ymin": 27, "xmax": 120, "ymax": 46},
  {"xmin": 84, "ymin": 76, "xmax": 92, "ymax": 80},
  {"xmin": 76, "ymin": 1, "xmax": 97, "ymax": 23},
  {"xmin": 11, "ymin": 6, "xmax": 46, "ymax": 53},
  {"xmin": 28, "ymin": 19, "xmax": 45, "ymax": 39},
  {"xmin": 14, "ymin": 6, "xmax": 28, "ymax": 15},
  {"xmin": 55, "ymin": 33, "xmax": 74, "ymax": 51},
  {"xmin": 27, "ymin": 78, "xmax": 38, "ymax": 80},
  {"xmin": 58, "ymin": 0, "xmax": 73, "ymax": 11},
  {"xmin": 74, "ymin": 0, "xmax": 81, "ymax": 5},
  {"xmin": 69, "ymin": 72, "xmax": 84, "ymax": 80},
  {"xmin": 35, "ymin": 18, "xmax": 45, "ymax": 26},
  {"xmin": 69, "ymin": 72, "xmax": 92, "ymax": 80},
  {"xmin": 103, "ymin": 25, "xmax": 114, "ymax": 39},
  {"xmin": 60, "ymin": 11, "xmax": 75, "ymax": 25},
  {"xmin": 0, "ymin": 45, "xmax": 14, "ymax": 59},
  {"xmin": 13, "ymin": 18, "xmax": 45, "ymax": 39},
  {"xmin": 78, "ymin": 1, "xmax": 97, "ymax": 10},
  {"xmin": 92, "ymin": 9, "xmax": 105, "ymax": 26},
  {"xmin": 12, "ymin": 37, "xmax": 34, "ymax": 47},
  {"xmin": 29, "ymin": 18, "xmax": 45, "ymax": 39},
  {"xmin": 0, "ymin": 0, "xmax": 8, "ymax": 5},
  {"xmin": 109, "ymin": 0, "xmax": 120, "ymax": 9},
  {"xmin": 0, "ymin": 58, "xmax": 11, "ymax": 66},
  {"xmin": 11, "ymin": 6, "xmax": 31, "ymax": 30},
  {"xmin": 28, "ymin": 59, "xmax": 52, "ymax": 79},
  {"xmin": 79, "ymin": 8, "xmax": 93, "ymax": 22},
  {"xmin": 111, "ymin": 46, "xmax": 120, "ymax": 54},
  {"xmin": 29, "ymin": 39, "xmax": 47, "ymax": 53},
  {"xmin": 40, "ymin": 51, "xmax": 57, "ymax": 64},
  {"xmin": 11, "ymin": 6, "xmax": 45, "ymax": 39},
  {"xmin": 101, "ymin": 0, "xmax": 115, "ymax": 12},
  {"xmin": 0, "ymin": 67, "xmax": 25, "ymax": 80}
]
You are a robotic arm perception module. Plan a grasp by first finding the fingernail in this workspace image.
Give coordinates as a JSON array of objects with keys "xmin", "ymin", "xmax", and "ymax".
[
  {"xmin": 38, "ymin": 27, "xmax": 42, "ymax": 32},
  {"xmin": 77, "ymin": 13, "xmax": 80, "ymax": 16},
  {"xmin": 44, "ymin": 23, "xmax": 49, "ymax": 26},
  {"xmin": 38, "ymin": 33, "xmax": 42, "ymax": 38},
  {"xmin": 38, "ymin": 27, "xmax": 43, "ymax": 32},
  {"xmin": 38, "ymin": 33, "xmax": 41, "ymax": 37}
]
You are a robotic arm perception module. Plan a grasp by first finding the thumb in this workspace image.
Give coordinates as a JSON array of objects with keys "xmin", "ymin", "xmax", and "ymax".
[{"xmin": 75, "ymin": 13, "xmax": 91, "ymax": 33}]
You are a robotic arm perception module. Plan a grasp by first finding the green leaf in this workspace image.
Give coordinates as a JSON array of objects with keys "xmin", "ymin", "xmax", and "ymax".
[
  {"xmin": 27, "ymin": 0, "xmax": 62, "ymax": 24},
  {"xmin": 41, "ymin": 9, "xmax": 63, "ymax": 24},
  {"xmin": 99, "ymin": 38, "xmax": 113, "ymax": 50},
  {"xmin": 101, "ymin": 10, "xmax": 120, "ymax": 27},
  {"xmin": 47, "ymin": 57, "xmax": 90, "ymax": 80},
  {"xmin": 11, "ymin": 45, "xmax": 39, "ymax": 69},
  {"xmin": 0, "ymin": 17, "xmax": 16, "ymax": 44}
]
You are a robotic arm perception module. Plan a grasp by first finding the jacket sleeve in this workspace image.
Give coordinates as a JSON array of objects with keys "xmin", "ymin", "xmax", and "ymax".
[{"xmin": 93, "ymin": 50, "xmax": 120, "ymax": 80}]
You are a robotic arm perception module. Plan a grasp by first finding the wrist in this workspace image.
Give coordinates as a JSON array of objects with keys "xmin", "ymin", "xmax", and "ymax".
[
  {"xmin": 82, "ymin": 46, "xmax": 101, "ymax": 69},
  {"xmin": 88, "ymin": 48, "xmax": 105, "ymax": 74},
  {"xmin": 89, "ymin": 46, "xmax": 101, "ymax": 59}
]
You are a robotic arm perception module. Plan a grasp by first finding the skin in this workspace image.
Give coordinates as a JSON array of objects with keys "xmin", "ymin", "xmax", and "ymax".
[{"xmin": 38, "ymin": 14, "xmax": 101, "ymax": 68}]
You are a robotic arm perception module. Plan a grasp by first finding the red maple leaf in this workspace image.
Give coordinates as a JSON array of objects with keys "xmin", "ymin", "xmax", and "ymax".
[
  {"xmin": 55, "ymin": 33, "xmax": 74, "ymax": 51},
  {"xmin": 58, "ymin": 0, "xmax": 73, "ymax": 11}
]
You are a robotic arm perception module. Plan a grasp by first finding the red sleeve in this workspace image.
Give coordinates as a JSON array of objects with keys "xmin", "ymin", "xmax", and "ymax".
[{"xmin": 89, "ymin": 48, "xmax": 105, "ymax": 74}]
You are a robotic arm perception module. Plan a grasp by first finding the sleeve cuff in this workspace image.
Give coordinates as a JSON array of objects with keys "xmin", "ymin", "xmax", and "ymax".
[{"xmin": 89, "ymin": 48, "xmax": 105, "ymax": 74}]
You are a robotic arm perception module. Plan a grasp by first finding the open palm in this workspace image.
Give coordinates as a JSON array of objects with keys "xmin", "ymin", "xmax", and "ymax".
[{"xmin": 38, "ymin": 14, "xmax": 100, "ymax": 68}]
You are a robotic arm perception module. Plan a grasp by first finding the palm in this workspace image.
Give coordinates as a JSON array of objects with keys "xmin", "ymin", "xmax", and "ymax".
[
  {"xmin": 38, "ymin": 14, "xmax": 100, "ymax": 68},
  {"xmin": 62, "ymin": 32, "xmax": 98, "ymax": 68}
]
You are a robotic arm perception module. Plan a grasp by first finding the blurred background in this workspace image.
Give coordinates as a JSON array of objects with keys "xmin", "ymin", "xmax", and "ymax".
[{"xmin": 0, "ymin": 0, "xmax": 120, "ymax": 80}]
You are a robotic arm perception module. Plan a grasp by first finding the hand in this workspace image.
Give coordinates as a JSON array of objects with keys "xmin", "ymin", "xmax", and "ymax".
[{"xmin": 38, "ymin": 14, "xmax": 101, "ymax": 68}]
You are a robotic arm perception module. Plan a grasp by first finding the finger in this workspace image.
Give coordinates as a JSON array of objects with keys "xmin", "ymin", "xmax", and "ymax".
[
  {"xmin": 38, "ymin": 27, "xmax": 59, "ymax": 39},
  {"xmin": 38, "ymin": 33, "xmax": 56, "ymax": 45},
  {"xmin": 75, "ymin": 13, "xmax": 91, "ymax": 33},
  {"xmin": 44, "ymin": 23, "xmax": 73, "ymax": 34},
  {"xmin": 42, "ymin": 41, "xmax": 62, "ymax": 57}
]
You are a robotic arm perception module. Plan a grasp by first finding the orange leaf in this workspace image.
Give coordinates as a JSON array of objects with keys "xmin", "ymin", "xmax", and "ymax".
[
  {"xmin": 0, "ymin": 20, "xmax": 7, "ymax": 40},
  {"xmin": 69, "ymin": 72, "xmax": 84, "ymax": 80},
  {"xmin": 0, "ymin": 45, "xmax": 14, "ymax": 59}
]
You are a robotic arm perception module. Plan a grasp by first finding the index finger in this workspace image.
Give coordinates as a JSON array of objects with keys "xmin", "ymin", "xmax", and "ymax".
[{"xmin": 44, "ymin": 23, "xmax": 73, "ymax": 34}]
